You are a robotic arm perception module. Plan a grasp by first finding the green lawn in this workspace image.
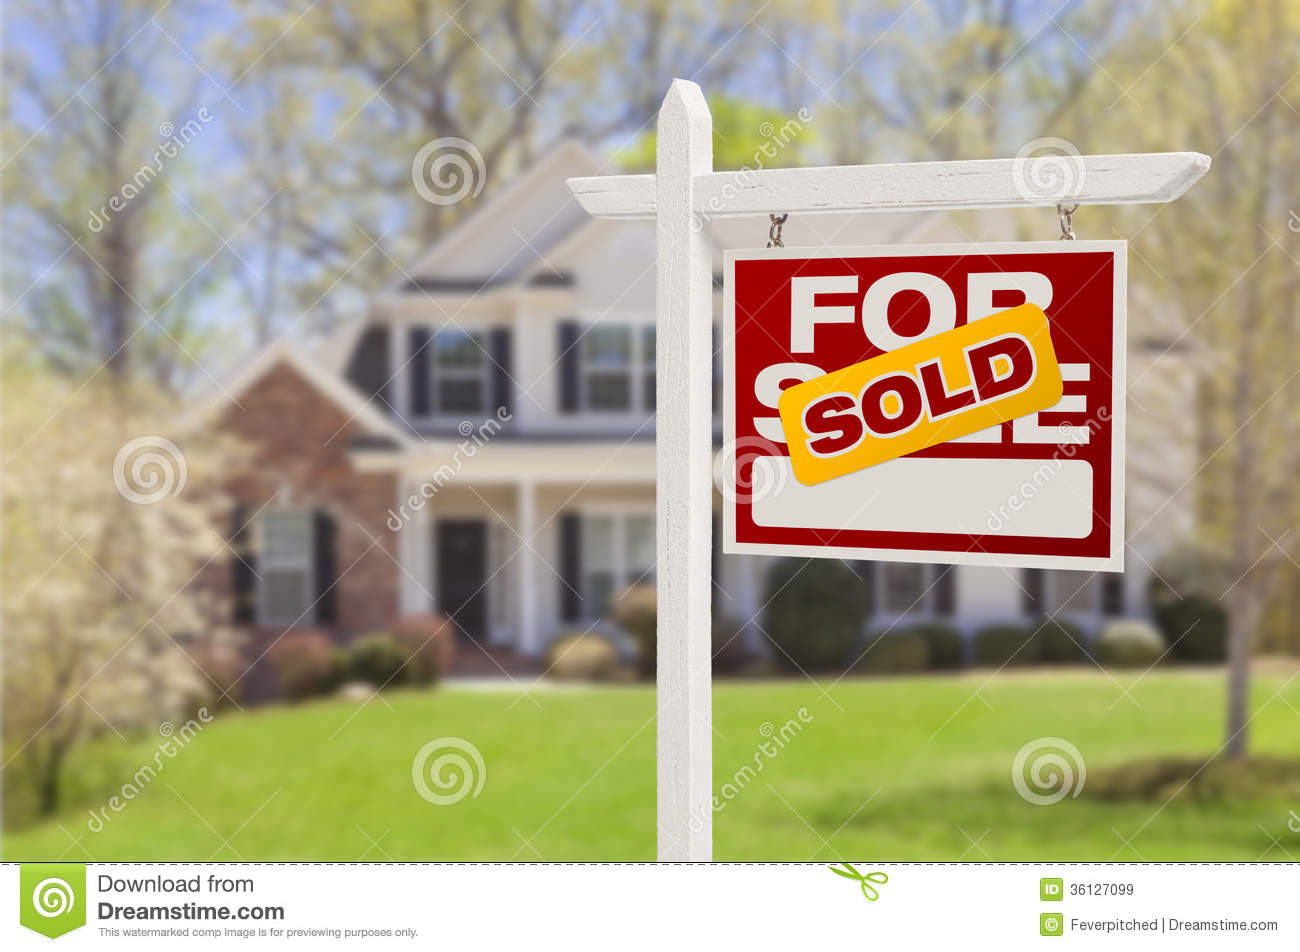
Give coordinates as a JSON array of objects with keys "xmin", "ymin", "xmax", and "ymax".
[{"xmin": 5, "ymin": 668, "xmax": 1299, "ymax": 861}]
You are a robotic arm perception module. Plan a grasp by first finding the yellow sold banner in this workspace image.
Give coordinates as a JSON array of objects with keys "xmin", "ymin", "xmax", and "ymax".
[{"xmin": 778, "ymin": 303, "xmax": 1063, "ymax": 486}]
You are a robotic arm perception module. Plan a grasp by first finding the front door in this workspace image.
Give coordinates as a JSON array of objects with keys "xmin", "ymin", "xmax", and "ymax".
[{"xmin": 436, "ymin": 519, "xmax": 488, "ymax": 643}]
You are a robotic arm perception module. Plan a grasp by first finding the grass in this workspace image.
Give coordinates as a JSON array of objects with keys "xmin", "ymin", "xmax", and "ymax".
[{"xmin": 4, "ymin": 668, "xmax": 1299, "ymax": 861}]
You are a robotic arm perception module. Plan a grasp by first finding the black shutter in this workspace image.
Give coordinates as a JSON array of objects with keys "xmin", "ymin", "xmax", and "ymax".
[
  {"xmin": 231, "ymin": 504, "xmax": 256, "ymax": 624},
  {"xmin": 1101, "ymin": 574, "xmax": 1125, "ymax": 616},
  {"xmin": 557, "ymin": 321, "xmax": 580, "ymax": 413},
  {"xmin": 853, "ymin": 561, "xmax": 877, "ymax": 615},
  {"xmin": 489, "ymin": 327, "xmax": 512, "ymax": 418},
  {"xmin": 711, "ymin": 512, "xmax": 720, "ymax": 599},
  {"xmin": 313, "ymin": 509, "xmax": 337, "ymax": 626},
  {"xmin": 559, "ymin": 512, "xmax": 582, "ymax": 622},
  {"xmin": 933, "ymin": 565, "xmax": 956, "ymax": 616},
  {"xmin": 344, "ymin": 325, "xmax": 391, "ymax": 409},
  {"xmin": 409, "ymin": 326, "xmax": 433, "ymax": 417},
  {"xmin": 1022, "ymin": 568, "xmax": 1045, "ymax": 615}
]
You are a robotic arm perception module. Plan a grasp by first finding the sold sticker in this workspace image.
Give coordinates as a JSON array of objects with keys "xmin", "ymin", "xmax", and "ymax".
[{"xmin": 778, "ymin": 303, "xmax": 1063, "ymax": 485}]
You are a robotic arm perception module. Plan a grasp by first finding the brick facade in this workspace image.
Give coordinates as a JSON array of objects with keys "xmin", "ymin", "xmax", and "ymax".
[{"xmin": 211, "ymin": 360, "xmax": 399, "ymax": 696}]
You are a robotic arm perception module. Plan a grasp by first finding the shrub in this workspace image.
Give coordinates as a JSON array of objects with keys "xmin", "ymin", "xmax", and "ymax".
[
  {"xmin": 1153, "ymin": 595, "xmax": 1228, "ymax": 663},
  {"xmin": 391, "ymin": 614, "xmax": 456, "ymax": 684},
  {"xmin": 1096, "ymin": 619, "xmax": 1166, "ymax": 668},
  {"xmin": 763, "ymin": 559, "xmax": 871, "ymax": 670},
  {"xmin": 546, "ymin": 631, "xmax": 624, "ymax": 681},
  {"xmin": 906, "ymin": 622, "xmax": 963, "ymax": 669},
  {"xmin": 856, "ymin": 630, "xmax": 931, "ymax": 674},
  {"xmin": 973, "ymin": 624, "xmax": 1041, "ymax": 666},
  {"xmin": 1031, "ymin": 618, "xmax": 1086, "ymax": 663},
  {"xmin": 613, "ymin": 584, "xmax": 657, "ymax": 679},
  {"xmin": 269, "ymin": 629, "xmax": 339, "ymax": 701},
  {"xmin": 344, "ymin": 632, "xmax": 408, "ymax": 687},
  {"xmin": 711, "ymin": 616, "xmax": 753, "ymax": 675}
]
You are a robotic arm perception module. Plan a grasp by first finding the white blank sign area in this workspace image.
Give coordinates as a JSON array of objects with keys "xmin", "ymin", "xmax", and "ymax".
[{"xmin": 751, "ymin": 456, "xmax": 1095, "ymax": 539}]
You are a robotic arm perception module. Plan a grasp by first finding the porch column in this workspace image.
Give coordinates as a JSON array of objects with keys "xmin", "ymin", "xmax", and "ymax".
[{"xmin": 517, "ymin": 480, "xmax": 540, "ymax": 655}]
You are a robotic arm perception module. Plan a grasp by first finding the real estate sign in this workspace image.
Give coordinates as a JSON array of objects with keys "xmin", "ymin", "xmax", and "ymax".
[{"xmin": 722, "ymin": 241, "xmax": 1127, "ymax": 571}]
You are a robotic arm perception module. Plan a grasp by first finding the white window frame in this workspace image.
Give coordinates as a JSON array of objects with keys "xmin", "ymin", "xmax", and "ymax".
[
  {"xmin": 420, "ymin": 327, "xmax": 491, "ymax": 421},
  {"xmin": 1042, "ymin": 570, "xmax": 1102, "ymax": 619},
  {"xmin": 579, "ymin": 322, "xmax": 654, "ymax": 414},
  {"xmin": 872, "ymin": 563, "xmax": 946, "ymax": 620},
  {"xmin": 579, "ymin": 504, "xmax": 656, "ymax": 619},
  {"xmin": 256, "ymin": 507, "xmax": 315, "ymax": 627}
]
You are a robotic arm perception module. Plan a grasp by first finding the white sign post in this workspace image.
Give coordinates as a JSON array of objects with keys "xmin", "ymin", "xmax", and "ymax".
[{"xmin": 567, "ymin": 79, "xmax": 1209, "ymax": 862}]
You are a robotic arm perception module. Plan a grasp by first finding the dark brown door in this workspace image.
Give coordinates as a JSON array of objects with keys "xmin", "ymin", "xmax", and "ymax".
[{"xmin": 436, "ymin": 519, "xmax": 488, "ymax": 642}]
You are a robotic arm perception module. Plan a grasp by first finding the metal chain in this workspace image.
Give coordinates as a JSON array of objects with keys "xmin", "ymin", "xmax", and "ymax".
[
  {"xmin": 1057, "ymin": 203, "xmax": 1078, "ymax": 241},
  {"xmin": 767, "ymin": 213, "xmax": 788, "ymax": 248}
]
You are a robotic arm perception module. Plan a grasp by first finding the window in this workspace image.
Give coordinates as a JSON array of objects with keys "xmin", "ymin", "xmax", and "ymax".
[
  {"xmin": 258, "ymin": 509, "xmax": 313, "ymax": 625},
  {"xmin": 580, "ymin": 325, "xmax": 654, "ymax": 412},
  {"xmin": 581, "ymin": 511, "xmax": 655, "ymax": 616},
  {"xmin": 874, "ymin": 563, "xmax": 953, "ymax": 616},
  {"xmin": 1045, "ymin": 571, "xmax": 1099, "ymax": 615},
  {"xmin": 881, "ymin": 563, "xmax": 926, "ymax": 613},
  {"xmin": 433, "ymin": 329, "xmax": 487, "ymax": 415}
]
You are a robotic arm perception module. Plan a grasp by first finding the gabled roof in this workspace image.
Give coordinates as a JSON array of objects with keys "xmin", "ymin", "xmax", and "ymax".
[
  {"xmin": 395, "ymin": 139, "xmax": 600, "ymax": 292},
  {"xmin": 193, "ymin": 338, "xmax": 414, "ymax": 449}
]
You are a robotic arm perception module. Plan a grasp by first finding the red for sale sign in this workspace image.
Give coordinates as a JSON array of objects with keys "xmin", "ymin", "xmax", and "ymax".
[{"xmin": 721, "ymin": 241, "xmax": 1127, "ymax": 571}]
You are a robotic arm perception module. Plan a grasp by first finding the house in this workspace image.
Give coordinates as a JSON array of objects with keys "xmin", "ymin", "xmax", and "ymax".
[{"xmin": 204, "ymin": 140, "xmax": 1192, "ymax": 686}]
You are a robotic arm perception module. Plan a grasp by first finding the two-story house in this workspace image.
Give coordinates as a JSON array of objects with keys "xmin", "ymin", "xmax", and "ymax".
[{"xmin": 205, "ymin": 140, "xmax": 1192, "ymax": 685}]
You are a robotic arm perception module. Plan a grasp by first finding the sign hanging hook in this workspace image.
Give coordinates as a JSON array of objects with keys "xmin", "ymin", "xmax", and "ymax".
[
  {"xmin": 767, "ymin": 213, "xmax": 788, "ymax": 248},
  {"xmin": 1057, "ymin": 203, "xmax": 1079, "ymax": 240}
]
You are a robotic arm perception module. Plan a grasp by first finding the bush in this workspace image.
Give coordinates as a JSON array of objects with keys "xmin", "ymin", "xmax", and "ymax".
[
  {"xmin": 391, "ymin": 614, "xmax": 456, "ymax": 684},
  {"xmin": 546, "ymin": 631, "xmax": 624, "ymax": 682},
  {"xmin": 763, "ymin": 559, "xmax": 871, "ymax": 670},
  {"xmin": 1153, "ymin": 595, "xmax": 1228, "ymax": 663},
  {"xmin": 906, "ymin": 622, "xmax": 963, "ymax": 669},
  {"xmin": 613, "ymin": 584, "xmax": 657, "ymax": 679},
  {"xmin": 1096, "ymin": 619, "xmax": 1166, "ymax": 668},
  {"xmin": 856, "ymin": 630, "xmax": 931, "ymax": 674},
  {"xmin": 269, "ymin": 629, "xmax": 340, "ymax": 701},
  {"xmin": 973, "ymin": 624, "xmax": 1041, "ymax": 666},
  {"xmin": 1031, "ymin": 618, "xmax": 1086, "ymax": 663},
  {"xmin": 344, "ymin": 632, "xmax": 408, "ymax": 687},
  {"xmin": 711, "ymin": 616, "xmax": 753, "ymax": 675}
]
